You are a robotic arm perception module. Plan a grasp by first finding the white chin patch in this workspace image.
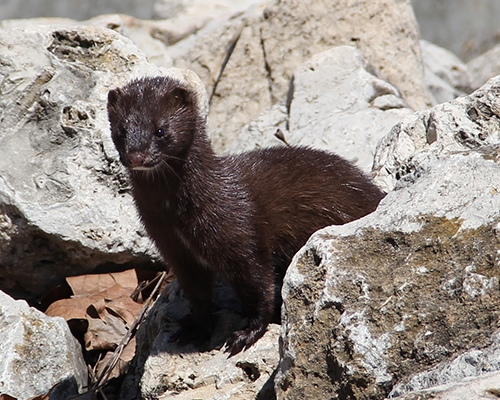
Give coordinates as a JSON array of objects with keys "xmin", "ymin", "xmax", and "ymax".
[{"xmin": 131, "ymin": 166, "xmax": 152, "ymax": 171}]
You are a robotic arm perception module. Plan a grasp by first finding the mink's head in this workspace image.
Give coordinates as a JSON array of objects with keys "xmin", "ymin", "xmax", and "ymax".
[{"xmin": 107, "ymin": 76, "xmax": 200, "ymax": 171}]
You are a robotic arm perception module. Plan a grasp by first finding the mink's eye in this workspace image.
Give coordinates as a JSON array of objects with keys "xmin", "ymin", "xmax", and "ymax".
[
  {"xmin": 118, "ymin": 127, "xmax": 127, "ymax": 139},
  {"xmin": 155, "ymin": 127, "xmax": 165, "ymax": 138}
]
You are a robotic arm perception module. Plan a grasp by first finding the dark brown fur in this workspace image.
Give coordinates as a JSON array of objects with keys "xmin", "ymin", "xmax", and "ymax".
[{"xmin": 107, "ymin": 76, "xmax": 385, "ymax": 355}]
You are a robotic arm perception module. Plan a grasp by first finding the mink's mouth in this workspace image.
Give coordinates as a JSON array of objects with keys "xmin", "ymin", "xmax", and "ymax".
[
  {"xmin": 130, "ymin": 161, "xmax": 162, "ymax": 171},
  {"xmin": 123, "ymin": 152, "xmax": 162, "ymax": 171}
]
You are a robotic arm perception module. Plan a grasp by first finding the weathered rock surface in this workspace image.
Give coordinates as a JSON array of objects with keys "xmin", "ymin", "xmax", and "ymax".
[
  {"xmin": 2, "ymin": 2, "xmax": 500, "ymax": 400},
  {"xmin": 392, "ymin": 370, "xmax": 500, "ymax": 400},
  {"xmin": 276, "ymin": 76, "xmax": 500, "ymax": 399},
  {"xmin": 0, "ymin": 290, "xmax": 87, "ymax": 399},
  {"xmin": 373, "ymin": 74, "xmax": 500, "ymax": 192},
  {"xmin": 420, "ymin": 40, "xmax": 471, "ymax": 104},
  {"xmin": 0, "ymin": 24, "xmax": 207, "ymax": 300},
  {"xmin": 0, "ymin": 0, "xmax": 434, "ymax": 155},
  {"xmin": 120, "ymin": 281, "xmax": 280, "ymax": 400},
  {"xmin": 467, "ymin": 44, "xmax": 500, "ymax": 91},
  {"xmin": 229, "ymin": 46, "xmax": 412, "ymax": 172},
  {"xmin": 167, "ymin": 0, "xmax": 431, "ymax": 152}
]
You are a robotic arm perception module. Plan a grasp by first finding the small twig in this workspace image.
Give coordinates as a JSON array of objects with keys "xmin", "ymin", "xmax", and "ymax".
[
  {"xmin": 91, "ymin": 271, "xmax": 167, "ymax": 391},
  {"xmin": 130, "ymin": 270, "xmax": 165, "ymax": 302}
]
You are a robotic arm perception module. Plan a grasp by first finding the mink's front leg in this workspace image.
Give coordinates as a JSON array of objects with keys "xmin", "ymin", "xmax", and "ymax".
[
  {"xmin": 224, "ymin": 265, "xmax": 276, "ymax": 356},
  {"xmin": 169, "ymin": 261, "xmax": 215, "ymax": 347}
]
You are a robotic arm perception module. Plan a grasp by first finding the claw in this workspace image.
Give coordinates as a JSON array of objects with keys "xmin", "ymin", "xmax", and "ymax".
[{"xmin": 224, "ymin": 324, "xmax": 267, "ymax": 357}]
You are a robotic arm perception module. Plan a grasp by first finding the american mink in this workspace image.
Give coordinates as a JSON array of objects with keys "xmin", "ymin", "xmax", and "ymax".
[{"xmin": 107, "ymin": 76, "xmax": 385, "ymax": 356}]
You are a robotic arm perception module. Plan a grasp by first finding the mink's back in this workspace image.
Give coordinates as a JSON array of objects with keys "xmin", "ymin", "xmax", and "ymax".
[{"xmin": 221, "ymin": 146, "xmax": 385, "ymax": 273}]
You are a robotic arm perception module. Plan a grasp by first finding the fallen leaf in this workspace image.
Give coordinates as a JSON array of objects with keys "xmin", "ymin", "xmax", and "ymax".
[
  {"xmin": 95, "ymin": 337, "xmax": 136, "ymax": 380},
  {"xmin": 84, "ymin": 308, "xmax": 128, "ymax": 351},
  {"xmin": 46, "ymin": 283, "xmax": 141, "ymax": 326},
  {"xmin": 67, "ymin": 270, "xmax": 138, "ymax": 296},
  {"xmin": 45, "ymin": 295, "xmax": 94, "ymax": 320}
]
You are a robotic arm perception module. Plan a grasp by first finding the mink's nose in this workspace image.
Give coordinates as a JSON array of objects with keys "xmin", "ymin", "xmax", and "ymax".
[{"xmin": 128, "ymin": 152, "xmax": 146, "ymax": 168}]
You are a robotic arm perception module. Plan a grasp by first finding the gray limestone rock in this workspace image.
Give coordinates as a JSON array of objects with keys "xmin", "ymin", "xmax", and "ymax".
[
  {"xmin": 390, "ymin": 370, "xmax": 500, "ymax": 400},
  {"xmin": 373, "ymin": 74, "xmax": 500, "ymax": 192},
  {"xmin": 0, "ymin": 0, "xmax": 432, "ymax": 156},
  {"xmin": 467, "ymin": 44, "xmax": 500, "ymax": 91},
  {"xmin": 168, "ymin": 0, "xmax": 431, "ymax": 152},
  {"xmin": 275, "ymin": 76, "xmax": 500, "ymax": 399},
  {"xmin": 229, "ymin": 46, "xmax": 412, "ymax": 173},
  {"xmin": 420, "ymin": 40, "xmax": 472, "ymax": 104},
  {"xmin": 119, "ymin": 281, "xmax": 280, "ymax": 400},
  {"xmin": 0, "ymin": 290, "xmax": 87, "ymax": 399},
  {"xmin": 259, "ymin": 0, "xmax": 432, "ymax": 111}
]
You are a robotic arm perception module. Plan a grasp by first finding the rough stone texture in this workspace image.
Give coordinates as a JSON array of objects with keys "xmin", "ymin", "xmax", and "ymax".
[
  {"xmin": 0, "ymin": 0, "xmax": 432, "ymax": 155},
  {"xmin": 0, "ymin": 25, "xmax": 207, "ymax": 300},
  {"xmin": 287, "ymin": 47, "xmax": 411, "ymax": 172},
  {"xmin": 168, "ymin": 3, "xmax": 272, "ymax": 152},
  {"xmin": 0, "ymin": 15, "xmax": 175, "ymax": 70},
  {"xmin": 373, "ymin": 75, "xmax": 500, "ymax": 193},
  {"xmin": 390, "ymin": 329, "xmax": 500, "ymax": 397},
  {"xmin": 275, "ymin": 77, "xmax": 500, "ymax": 399},
  {"xmin": 260, "ymin": 0, "xmax": 431, "ymax": 110},
  {"xmin": 153, "ymin": 0, "xmax": 266, "ymax": 24},
  {"xmin": 420, "ymin": 40, "xmax": 472, "ymax": 104},
  {"xmin": 391, "ymin": 370, "xmax": 500, "ymax": 400},
  {"xmin": 467, "ymin": 44, "xmax": 500, "ymax": 91},
  {"xmin": 120, "ymin": 281, "xmax": 279, "ymax": 400},
  {"xmin": 0, "ymin": 290, "xmax": 87, "ymax": 399},
  {"xmin": 168, "ymin": 0, "xmax": 431, "ymax": 152},
  {"xmin": 229, "ymin": 46, "xmax": 412, "ymax": 172}
]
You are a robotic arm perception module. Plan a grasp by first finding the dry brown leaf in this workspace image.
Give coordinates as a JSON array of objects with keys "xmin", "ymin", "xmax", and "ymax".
[
  {"xmin": 45, "ymin": 295, "xmax": 94, "ymax": 320},
  {"xmin": 95, "ymin": 338, "xmax": 136, "ymax": 380},
  {"xmin": 66, "ymin": 270, "xmax": 138, "ymax": 296},
  {"xmin": 46, "ymin": 283, "xmax": 141, "ymax": 326},
  {"xmin": 84, "ymin": 308, "xmax": 128, "ymax": 351},
  {"xmin": 103, "ymin": 300, "xmax": 143, "ymax": 327}
]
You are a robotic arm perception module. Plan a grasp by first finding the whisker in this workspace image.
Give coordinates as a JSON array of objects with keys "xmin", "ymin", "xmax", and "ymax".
[{"xmin": 159, "ymin": 158, "xmax": 181, "ymax": 181}]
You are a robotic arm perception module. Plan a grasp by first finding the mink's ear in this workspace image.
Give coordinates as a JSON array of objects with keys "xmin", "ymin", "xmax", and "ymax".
[
  {"xmin": 170, "ymin": 86, "xmax": 193, "ymax": 107},
  {"xmin": 107, "ymin": 88, "xmax": 122, "ymax": 109}
]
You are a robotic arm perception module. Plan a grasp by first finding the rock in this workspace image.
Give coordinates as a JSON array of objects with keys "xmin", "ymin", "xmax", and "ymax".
[
  {"xmin": 153, "ymin": 0, "xmax": 266, "ymax": 24},
  {"xmin": 467, "ymin": 44, "xmax": 500, "ymax": 91},
  {"xmin": 286, "ymin": 46, "xmax": 411, "ymax": 172},
  {"xmin": 389, "ymin": 370, "xmax": 500, "ymax": 400},
  {"xmin": 0, "ymin": 24, "xmax": 208, "ymax": 300},
  {"xmin": 0, "ymin": 0, "xmax": 432, "ymax": 154},
  {"xmin": 119, "ymin": 281, "xmax": 280, "ymax": 400},
  {"xmin": 390, "ymin": 329, "xmax": 500, "ymax": 397},
  {"xmin": 420, "ymin": 40, "xmax": 472, "ymax": 104},
  {"xmin": 167, "ymin": 0, "xmax": 431, "ymax": 152},
  {"xmin": 411, "ymin": 0, "xmax": 500, "ymax": 62},
  {"xmin": 373, "ymin": 74, "xmax": 500, "ymax": 192},
  {"xmin": 275, "ymin": 76, "xmax": 500, "ymax": 399},
  {"xmin": 0, "ymin": 15, "xmax": 175, "ymax": 69},
  {"xmin": 229, "ymin": 46, "xmax": 412, "ymax": 172},
  {"xmin": 259, "ymin": 0, "xmax": 431, "ymax": 110},
  {"xmin": 0, "ymin": 290, "xmax": 87, "ymax": 399}
]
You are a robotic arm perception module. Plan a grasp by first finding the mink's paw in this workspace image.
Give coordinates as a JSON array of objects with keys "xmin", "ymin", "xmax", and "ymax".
[
  {"xmin": 169, "ymin": 315, "xmax": 212, "ymax": 348},
  {"xmin": 224, "ymin": 324, "xmax": 267, "ymax": 357}
]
